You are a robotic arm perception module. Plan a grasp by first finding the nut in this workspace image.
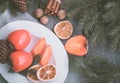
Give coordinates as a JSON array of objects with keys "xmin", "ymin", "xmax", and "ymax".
[
  {"xmin": 40, "ymin": 16, "xmax": 49, "ymax": 25},
  {"xmin": 35, "ymin": 8, "xmax": 44, "ymax": 18},
  {"xmin": 57, "ymin": 9, "xmax": 66, "ymax": 20}
]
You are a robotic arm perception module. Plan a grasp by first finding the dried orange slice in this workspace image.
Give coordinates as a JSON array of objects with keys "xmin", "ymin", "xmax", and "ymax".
[
  {"xmin": 54, "ymin": 21, "xmax": 73, "ymax": 39},
  {"xmin": 27, "ymin": 65, "xmax": 41, "ymax": 82},
  {"xmin": 37, "ymin": 64, "xmax": 57, "ymax": 81}
]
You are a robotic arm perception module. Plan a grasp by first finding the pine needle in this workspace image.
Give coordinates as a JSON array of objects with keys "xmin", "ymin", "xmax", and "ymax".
[
  {"xmin": 65, "ymin": 0, "xmax": 120, "ymax": 51},
  {"xmin": 0, "ymin": 0, "xmax": 9, "ymax": 14},
  {"xmin": 69, "ymin": 55, "xmax": 120, "ymax": 83},
  {"xmin": 67, "ymin": 6, "xmax": 80, "ymax": 20},
  {"xmin": 108, "ymin": 27, "xmax": 120, "ymax": 37}
]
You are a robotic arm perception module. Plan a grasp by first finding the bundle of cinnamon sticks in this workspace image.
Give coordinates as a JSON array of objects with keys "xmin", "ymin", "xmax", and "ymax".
[{"xmin": 45, "ymin": 0, "xmax": 61, "ymax": 15}]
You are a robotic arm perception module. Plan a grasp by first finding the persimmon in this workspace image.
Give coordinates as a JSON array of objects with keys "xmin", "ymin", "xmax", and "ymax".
[
  {"xmin": 31, "ymin": 37, "xmax": 46, "ymax": 56},
  {"xmin": 65, "ymin": 35, "xmax": 88, "ymax": 56},
  {"xmin": 9, "ymin": 51, "xmax": 33, "ymax": 72},
  {"xmin": 39, "ymin": 45, "xmax": 52, "ymax": 66},
  {"xmin": 8, "ymin": 29, "xmax": 31, "ymax": 50}
]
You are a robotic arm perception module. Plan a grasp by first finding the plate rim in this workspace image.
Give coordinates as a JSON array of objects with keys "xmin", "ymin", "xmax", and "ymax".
[{"xmin": 0, "ymin": 20, "xmax": 69, "ymax": 83}]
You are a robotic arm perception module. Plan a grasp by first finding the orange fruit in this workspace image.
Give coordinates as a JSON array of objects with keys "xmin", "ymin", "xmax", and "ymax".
[
  {"xmin": 37, "ymin": 64, "xmax": 57, "ymax": 81},
  {"xmin": 27, "ymin": 65, "xmax": 41, "ymax": 82},
  {"xmin": 54, "ymin": 21, "xmax": 73, "ymax": 39}
]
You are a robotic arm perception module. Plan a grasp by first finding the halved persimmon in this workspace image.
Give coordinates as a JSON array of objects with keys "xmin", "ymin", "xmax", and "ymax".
[
  {"xmin": 31, "ymin": 37, "xmax": 46, "ymax": 56},
  {"xmin": 65, "ymin": 35, "xmax": 88, "ymax": 56},
  {"xmin": 39, "ymin": 45, "xmax": 52, "ymax": 66}
]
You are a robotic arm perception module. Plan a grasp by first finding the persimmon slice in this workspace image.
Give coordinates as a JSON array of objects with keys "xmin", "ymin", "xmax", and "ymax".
[
  {"xmin": 54, "ymin": 21, "xmax": 73, "ymax": 39},
  {"xmin": 31, "ymin": 37, "xmax": 46, "ymax": 56},
  {"xmin": 37, "ymin": 64, "xmax": 56, "ymax": 81},
  {"xmin": 39, "ymin": 45, "xmax": 52, "ymax": 66}
]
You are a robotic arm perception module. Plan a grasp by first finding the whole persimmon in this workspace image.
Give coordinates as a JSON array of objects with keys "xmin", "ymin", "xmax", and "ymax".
[
  {"xmin": 65, "ymin": 35, "xmax": 88, "ymax": 56},
  {"xmin": 9, "ymin": 51, "xmax": 33, "ymax": 72},
  {"xmin": 8, "ymin": 29, "xmax": 31, "ymax": 50}
]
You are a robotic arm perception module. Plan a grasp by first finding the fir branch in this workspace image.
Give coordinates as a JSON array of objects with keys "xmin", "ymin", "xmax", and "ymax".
[
  {"xmin": 81, "ymin": 14, "xmax": 99, "ymax": 36},
  {"xmin": 66, "ymin": 0, "xmax": 120, "ymax": 51},
  {"xmin": 0, "ymin": 0, "xmax": 20, "ymax": 16},
  {"xmin": 8, "ymin": 2, "xmax": 19, "ymax": 16},
  {"xmin": 90, "ymin": 22, "xmax": 106, "ymax": 46},
  {"xmin": 108, "ymin": 27, "xmax": 120, "ymax": 37},
  {"xmin": 108, "ymin": 21, "xmax": 120, "ymax": 51},
  {"xmin": 103, "ymin": 1, "xmax": 120, "ymax": 22},
  {"xmin": 67, "ymin": 6, "xmax": 80, "ymax": 20},
  {"xmin": 0, "ymin": 0, "xmax": 7, "ymax": 5},
  {"xmin": 69, "ymin": 55, "xmax": 120, "ymax": 83},
  {"xmin": 67, "ymin": 0, "xmax": 102, "ymax": 19},
  {"xmin": 0, "ymin": 0, "xmax": 9, "ymax": 14},
  {"xmin": 109, "ymin": 32, "xmax": 120, "ymax": 51}
]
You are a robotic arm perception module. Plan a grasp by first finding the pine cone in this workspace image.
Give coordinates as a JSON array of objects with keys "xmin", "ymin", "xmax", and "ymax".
[
  {"xmin": 0, "ymin": 39, "xmax": 15, "ymax": 64},
  {"xmin": 10, "ymin": 0, "xmax": 27, "ymax": 12}
]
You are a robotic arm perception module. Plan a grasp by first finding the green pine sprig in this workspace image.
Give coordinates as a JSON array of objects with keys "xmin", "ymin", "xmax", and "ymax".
[
  {"xmin": 65, "ymin": 0, "xmax": 120, "ymax": 52},
  {"xmin": 69, "ymin": 55, "xmax": 120, "ymax": 83},
  {"xmin": 0, "ymin": 0, "xmax": 9, "ymax": 13},
  {"xmin": 0, "ymin": 0, "xmax": 19, "ymax": 16}
]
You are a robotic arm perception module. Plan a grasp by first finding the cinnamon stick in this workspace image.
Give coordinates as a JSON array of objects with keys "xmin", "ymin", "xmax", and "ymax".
[
  {"xmin": 45, "ymin": 0, "xmax": 61, "ymax": 15},
  {"xmin": 44, "ymin": 8, "xmax": 50, "ymax": 15},
  {"xmin": 45, "ymin": 0, "xmax": 53, "ymax": 14},
  {"xmin": 54, "ymin": 2, "xmax": 60, "ymax": 14},
  {"xmin": 51, "ymin": 0, "xmax": 58, "ymax": 12},
  {"xmin": 46, "ymin": 0, "xmax": 53, "ymax": 10}
]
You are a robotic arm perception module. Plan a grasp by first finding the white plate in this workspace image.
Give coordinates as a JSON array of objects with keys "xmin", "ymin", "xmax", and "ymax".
[{"xmin": 0, "ymin": 20, "xmax": 68, "ymax": 83}]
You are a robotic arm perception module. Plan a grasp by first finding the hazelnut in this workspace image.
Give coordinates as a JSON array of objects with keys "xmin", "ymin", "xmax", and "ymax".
[
  {"xmin": 35, "ymin": 8, "xmax": 43, "ymax": 18},
  {"xmin": 57, "ymin": 9, "xmax": 66, "ymax": 20},
  {"xmin": 40, "ymin": 16, "xmax": 49, "ymax": 25}
]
